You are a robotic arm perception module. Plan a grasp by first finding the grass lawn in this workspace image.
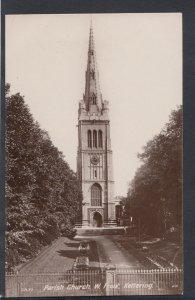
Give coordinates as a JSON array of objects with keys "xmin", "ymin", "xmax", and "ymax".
[
  {"xmin": 16, "ymin": 236, "xmax": 100, "ymax": 273},
  {"xmin": 114, "ymin": 235, "xmax": 182, "ymax": 269}
]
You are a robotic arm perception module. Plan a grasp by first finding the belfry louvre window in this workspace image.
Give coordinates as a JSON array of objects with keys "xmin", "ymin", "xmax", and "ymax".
[
  {"xmin": 98, "ymin": 130, "xmax": 103, "ymax": 148},
  {"xmin": 91, "ymin": 93, "xmax": 97, "ymax": 105},
  {"xmin": 91, "ymin": 183, "xmax": 102, "ymax": 206},
  {"xmin": 88, "ymin": 130, "xmax": 92, "ymax": 148},
  {"xmin": 93, "ymin": 130, "xmax": 97, "ymax": 148}
]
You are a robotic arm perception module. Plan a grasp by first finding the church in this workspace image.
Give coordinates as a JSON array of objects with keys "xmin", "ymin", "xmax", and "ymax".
[{"xmin": 77, "ymin": 24, "xmax": 116, "ymax": 227}]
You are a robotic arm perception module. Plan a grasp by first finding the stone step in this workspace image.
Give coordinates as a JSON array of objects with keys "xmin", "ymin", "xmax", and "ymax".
[{"xmin": 76, "ymin": 227, "xmax": 124, "ymax": 236}]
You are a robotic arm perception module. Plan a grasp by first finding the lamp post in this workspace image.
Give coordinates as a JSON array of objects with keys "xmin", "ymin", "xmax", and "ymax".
[{"xmin": 161, "ymin": 197, "xmax": 166, "ymax": 239}]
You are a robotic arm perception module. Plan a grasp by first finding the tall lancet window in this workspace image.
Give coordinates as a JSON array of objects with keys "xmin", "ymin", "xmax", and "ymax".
[
  {"xmin": 91, "ymin": 92, "xmax": 97, "ymax": 105},
  {"xmin": 98, "ymin": 130, "xmax": 103, "ymax": 148},
  {"xmin": 91, "ymin": 183, "xmax": 102, "ymax": 206},
  {"xmin": 88, "ymin": 130, "xmax": 92, "ymax": 148},
  {"xmin": 93, "ymin": 130, "xmax": 97, "ymax": 148}
]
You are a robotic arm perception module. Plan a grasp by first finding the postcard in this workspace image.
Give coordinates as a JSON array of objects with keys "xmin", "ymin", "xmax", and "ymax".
[{"xmin": 4, "ymin": 13, "xmax": 183, "ymax": 297}]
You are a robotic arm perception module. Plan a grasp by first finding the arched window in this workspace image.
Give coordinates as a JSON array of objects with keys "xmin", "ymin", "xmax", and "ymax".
[
  {"xmin": 91, "ymin": 183, "xmax": 102, "ymax": 206},
  {"xmin": 93, "ymin": 130, "xmax": 97, "ymax": 148},
  {"xmin": 98, "ymin": 130, "xmax": 103, "ymax": 148},
  {"xmin": 91, "ymin": 93, "xmax": 96, "ymax": 105},
  {"xmin": 88, "ymin": 130, "xmax": 92, "ymax": 148}
]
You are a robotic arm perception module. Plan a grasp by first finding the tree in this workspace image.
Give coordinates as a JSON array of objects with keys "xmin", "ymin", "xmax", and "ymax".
[
  {"xmin": 126, "ymin": 106, "xmax": 182, "ymax": 237},
  {"xmin": 5, "ymin": 84, "xmax": 82, "ymax": 270}
]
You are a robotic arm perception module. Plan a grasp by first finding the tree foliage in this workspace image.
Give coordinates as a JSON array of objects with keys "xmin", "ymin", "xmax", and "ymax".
[
  {"xmin": 5, "ymin": 84, "xmax": 82, "ymax": 270},
  {"xmin": 126, "ymin": 106, "xmax": 182, "ymax": 237}
]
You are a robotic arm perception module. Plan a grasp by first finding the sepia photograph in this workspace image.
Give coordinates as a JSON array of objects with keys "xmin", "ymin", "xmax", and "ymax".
[{"xmin": 5, "ymin": 13, "xmax": 183, "ymax": 296}]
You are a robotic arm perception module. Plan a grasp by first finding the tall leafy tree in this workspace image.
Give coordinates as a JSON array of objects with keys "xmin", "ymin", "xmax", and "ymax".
[
  {"xmin": 5, "ymin": 84, "xmax": 82, "ymax": 270},
  {"xmin": 126, "ymin": 106, "xmax": 182, "ymax": 236}
]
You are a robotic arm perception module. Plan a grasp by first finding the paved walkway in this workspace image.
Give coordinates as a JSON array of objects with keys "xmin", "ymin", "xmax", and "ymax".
[
  {"xmin": 78, "ymin": 235, "xmax": 143, "ymax": 268},
  {"xmin": 98, "ymin": 235, "xmax": 143, "ymax": 268}
]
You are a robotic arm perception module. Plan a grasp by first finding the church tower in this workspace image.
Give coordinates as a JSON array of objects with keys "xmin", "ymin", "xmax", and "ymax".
[{"xmin": 77, "ymin": 23, "xmax": 115, "ymax": 227}]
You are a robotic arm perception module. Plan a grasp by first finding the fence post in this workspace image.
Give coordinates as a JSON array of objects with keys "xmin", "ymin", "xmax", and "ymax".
[
  {"xmin": 104, "ymin": 264, "xmax": 116, "ymax": 296},
  {"xmin": 16, "ymin": 274, "xmax": 21, "ymax": 297}
]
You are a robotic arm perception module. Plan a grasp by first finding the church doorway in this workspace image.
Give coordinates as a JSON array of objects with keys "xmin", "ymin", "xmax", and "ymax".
[{"xmin": 92, "ymin": 212, "xmax": 102, "ymax": 227}]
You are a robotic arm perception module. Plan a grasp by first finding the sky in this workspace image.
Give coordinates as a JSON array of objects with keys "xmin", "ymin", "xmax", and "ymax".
[{"xmin": 6, "ymin": 13, "xmax": 182, "ymax": 196}]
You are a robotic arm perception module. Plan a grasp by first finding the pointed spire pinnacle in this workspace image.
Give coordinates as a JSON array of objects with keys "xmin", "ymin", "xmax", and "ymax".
[
  {"xmin": 90, "ymin": 16, "xmax": 93, "ymax": 32},
  {"xmin": 89, "ymin": 20, "xmax": 94, "ymax": 56},
  {"xmin": 84, "ymin": 20, "xmax": 102, "ymax": 112}
]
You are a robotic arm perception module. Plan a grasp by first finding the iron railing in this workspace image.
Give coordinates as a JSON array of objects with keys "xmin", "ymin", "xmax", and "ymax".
[
  {"xmin": 5, "ymin": 268, "xmax": 183, "ymax": 297},
  {"xmin": 112, "ymin": 268, "xmax": 183, "ymax": 295}
]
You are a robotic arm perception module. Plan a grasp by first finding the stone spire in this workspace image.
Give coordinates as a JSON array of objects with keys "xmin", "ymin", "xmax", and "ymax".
[{"xmin": 84, "ymin": 21, "xmax": 102, "ymax": 112}]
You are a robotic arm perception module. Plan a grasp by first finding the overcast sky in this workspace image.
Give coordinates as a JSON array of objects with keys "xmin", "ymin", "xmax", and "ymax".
[{"xmin": 6, "ymin": 13, "xmax": 182, "ymax": 196}]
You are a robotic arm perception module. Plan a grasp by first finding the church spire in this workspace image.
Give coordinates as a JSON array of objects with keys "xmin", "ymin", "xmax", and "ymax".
[{"xmin": 84, "ymin": 21, "xmax": 102, "ymax": 111}]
